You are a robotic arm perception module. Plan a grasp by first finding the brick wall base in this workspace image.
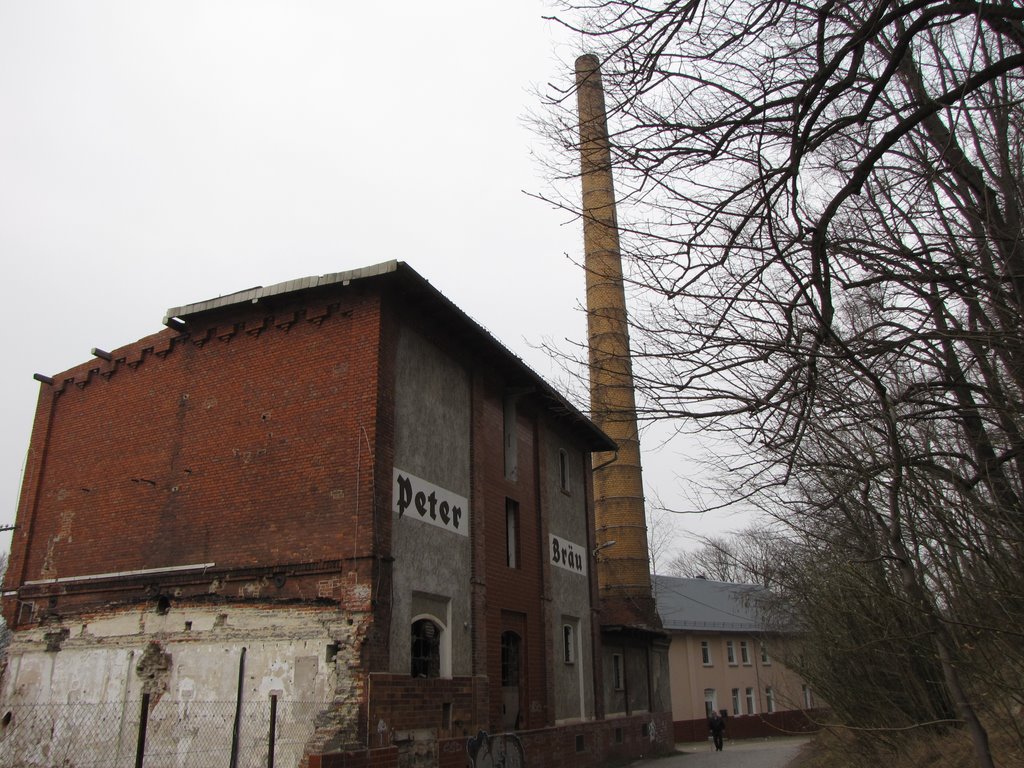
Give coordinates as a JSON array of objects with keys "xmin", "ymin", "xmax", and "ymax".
[
  {"xmin": 673, "ymin": 709, "xmax": 823, "ymax": 743},
  {"xmin": 309, "ymin": 712, "xmax": 674, "ymax": 768}
]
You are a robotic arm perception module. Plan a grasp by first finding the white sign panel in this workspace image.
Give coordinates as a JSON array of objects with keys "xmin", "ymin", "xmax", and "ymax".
[
  {"xmin": 550, "ymin": 534, "xmax": 587, "ymax": 576},
  {"xmin": 392, "ymin": 468, "xmax": 469, "ymax": 536}
]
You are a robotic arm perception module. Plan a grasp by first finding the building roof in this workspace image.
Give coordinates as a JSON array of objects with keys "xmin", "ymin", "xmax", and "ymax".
[
  {"xmin": 164, "ymin": 260, "xmax": 617, "ymax": 452},
  {"xmin": 653, "ymin": 574, "xmax": 768, "ymax": 633}
]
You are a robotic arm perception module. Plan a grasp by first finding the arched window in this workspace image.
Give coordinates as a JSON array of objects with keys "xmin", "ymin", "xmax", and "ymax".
[{"xmin": 411, "ymin": 618, "xmax": 442, "ymax": 678}]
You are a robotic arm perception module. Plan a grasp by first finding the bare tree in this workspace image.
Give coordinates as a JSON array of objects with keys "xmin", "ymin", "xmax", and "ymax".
[
  {"xmin": 544, "ymin": 1, "xmax": 1024, "ymax": 764},
  {"xmin": 665, "ymin": 525, "xmax": 790, "ymax": 587}
]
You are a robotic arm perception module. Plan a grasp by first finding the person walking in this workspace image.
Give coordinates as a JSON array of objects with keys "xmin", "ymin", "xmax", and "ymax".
[{"xmin": 708, "ymin": 710, "xmax": 726, "ymax": 752}]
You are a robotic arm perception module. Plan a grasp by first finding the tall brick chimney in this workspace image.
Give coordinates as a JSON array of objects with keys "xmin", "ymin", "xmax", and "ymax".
[{"xmin": 576, "ymin": 54, "xmax": 660, "ymax": 629}]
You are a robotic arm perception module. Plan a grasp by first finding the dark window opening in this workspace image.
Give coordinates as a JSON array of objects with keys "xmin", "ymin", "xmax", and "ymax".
[
  {"xmin": 575, "ymin": 734, "xmax": 585, "ymax": 752},
  {"xmin": 411, "ymin": 619, "xmax": 441, "ymax": 678},
  {"xmin": 503, "ymin": 395, "xmax": 518, "ymax": 481},
  {"xmin": 501, "ymin": 631, "xmax": 521, "ymax": 687},
  {"xmin": 506, "ymin": 499, "xmax": 520, "ymax": 569},
  {"xmin": 558, "ymin": 449, "xmax": 569, "ymax": 492},
  {"xmin": 612, "ymin": 653, "xmax": 624, "ymax": 690},
  {"xmin": 562, "ymin": 624, "xmax": 575, "ymax": 664}
]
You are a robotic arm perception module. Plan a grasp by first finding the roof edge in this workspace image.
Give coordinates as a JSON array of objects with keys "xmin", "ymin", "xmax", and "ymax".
[{"xmin": 163, "ymin": 260, "xmax": 400, "ymax": 322}]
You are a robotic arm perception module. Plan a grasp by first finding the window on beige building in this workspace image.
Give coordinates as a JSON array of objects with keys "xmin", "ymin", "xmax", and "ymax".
[
  {"xmin": 745, "ymin": 687, "xmax": 756, "ymax": 714},
  {"xmin": 731, "ymin": 688, "xmax": 740, "ymax": 716},
  {"xmin": 701, "ymin": 640, "xmax": 712, "ymax": 665},
  {"xmin": 766, "ymin": 686, "xmax": 775, "ymax": 713},
  {"xmin": 704, "ymin": 688, "xmax": 717, "ymax": 717},
  {"xmin": 740, "ymin": 640, "xmax": 750, "ymax": 665},
  {"xmin": 726, "ymin": 639, "xmax": 736, "ymax": 664}
]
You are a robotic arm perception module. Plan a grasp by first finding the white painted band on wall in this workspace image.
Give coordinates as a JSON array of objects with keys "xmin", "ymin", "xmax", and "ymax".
[
  {"xmin": 25, "ymin": 562, "xmax": 217, "ymax": 585},
  {"xmin": 550, "ymin": 535, "xmax": 587, "ymax": 575},
  {"xmin": 392, "ymin": 468, "xmax": 469, "ymax": 536}
]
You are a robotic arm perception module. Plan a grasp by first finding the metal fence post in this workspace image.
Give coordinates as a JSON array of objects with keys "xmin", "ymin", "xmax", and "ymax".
[
  {"xmin": 268, "ymin": 694, "xmax": 278, "ymax": 768},
  {"xmin": 135, "ymin": 693, "xmax": 150, "ymax": 768},
  {"xmin": 229, "ymin": 647, "xmax": 246, "ymax": 768}
]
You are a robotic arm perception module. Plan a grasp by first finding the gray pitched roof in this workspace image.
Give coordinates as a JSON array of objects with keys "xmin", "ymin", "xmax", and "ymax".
[{"xmin": 653, "ymin": 574, "xmax": 767, "ymax": 633}]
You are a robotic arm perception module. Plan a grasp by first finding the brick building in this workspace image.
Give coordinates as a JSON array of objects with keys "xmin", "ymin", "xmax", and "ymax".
[{"xmin": 0, "ymin": 261, "xmax": 673, "ymax": 767}]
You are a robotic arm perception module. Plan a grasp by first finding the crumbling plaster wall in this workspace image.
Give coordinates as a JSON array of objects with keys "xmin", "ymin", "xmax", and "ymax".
[{"xmin": 0, "ymin": 602, "xmax": 365, "ymax": 768}]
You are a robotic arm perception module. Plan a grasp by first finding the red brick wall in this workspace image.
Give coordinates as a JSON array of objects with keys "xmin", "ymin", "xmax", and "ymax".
[
  {"xmin": 312, "ymin": 713, "xmax": 674, "ymax": 768},
  {"xmin": 474, "ymin": 382, "xmax": 550, "ymax": 732},
  {"xmin": 672, "ymin": 709, "xmax": 822, "ymax": 742},
  {"xmin": 4, "ymin": 291, "xmax": 383, "ymax": 623},
  {"xmin": 366, "ymin": 673, "xmax": 485, "ymax": 741}
]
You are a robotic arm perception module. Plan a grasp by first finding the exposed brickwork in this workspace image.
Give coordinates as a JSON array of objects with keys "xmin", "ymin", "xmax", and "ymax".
[
  {"xmin": 474, "ymin": 381, "xmax": 549, "ymax": 733},
  {"xmin": 308, "ymin": 746, "xmax": 398, "ymax": 768},
  {"xmin": 3, "ymin": 291, "xmax": 384, "ymax": 627},
  {"xmin": 366, "ymin": 673, "xmax": 482, "ymax": 741}
]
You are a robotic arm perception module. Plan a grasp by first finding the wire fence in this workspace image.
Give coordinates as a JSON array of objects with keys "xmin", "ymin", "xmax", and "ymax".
[{"xmin": 0, "ymin": 696, "xmax": 326, "ymax": 768}]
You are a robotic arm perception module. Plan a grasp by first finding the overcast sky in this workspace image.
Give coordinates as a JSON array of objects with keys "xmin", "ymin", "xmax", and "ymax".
[{"xmin": 0, "ymin": 2, "xmax": 735, "ymax": 562}]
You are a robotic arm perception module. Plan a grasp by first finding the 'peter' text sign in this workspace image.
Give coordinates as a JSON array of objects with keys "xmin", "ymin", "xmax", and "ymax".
[{"xmin": 393, "ymin": 468, "xmax": 469, "ymax": 536}]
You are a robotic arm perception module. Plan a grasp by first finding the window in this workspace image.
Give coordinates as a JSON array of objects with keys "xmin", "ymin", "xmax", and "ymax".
[
  {"xmin": 558, "ymin": 449, "xmax": 570, "ymax": 492},
  {"xmin": 506, "ymin": 498, "xmax": 519, "ymax": 569},
  {"xmin": 501, "ymin": 631, "xmax": 521, "ymax": 687},
  {"xmin": 562, "ymin": 623, "xmax": 576, "ymax": 664},
  {"xmin": 760, "ymin": 643, "xmax": 771, "ymax": 665},
  {"xmin": 503, "ymin": 395, "xmax": 518, "ymax": 481},
  {"xmin": 766, "ymin": 687, "xmax": 775, "ymax": 713},
  {"xmin": 411, "ymin": 619, "xmax": 441, "ymax": 678},
  {"xmin": 611, "ymin": 654, "xmax": 624, "ymax": 690},
  {"xmin": 726, "ymin": 640, "xmax": 736, "ymax": 664},
  {"xmin": 703, "ymin": 688, "xmax": 716, "ymax": 718},
  {"xmin": 803, "ymin": 685, "xmax": 814, "ymax": 709},
  {"xmin": 731, "ymin": 688, "xmax": 740, "ymax": 716},
  {"xmin": 745, "ymin": 687, "xmax": 756, "ymax": 715},
  {"xmin": 740, "ymin": 640, "xmax": 750, "ymax": 665},
  {"xmin": 700, "ymin": 640, "xmax": 712, "ymax": 665}
]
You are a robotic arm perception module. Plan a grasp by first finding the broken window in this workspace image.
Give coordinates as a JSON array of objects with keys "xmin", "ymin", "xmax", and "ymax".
[{"xmin": 411, "ymin": 618, "xmax": 441, "ymax": 678}]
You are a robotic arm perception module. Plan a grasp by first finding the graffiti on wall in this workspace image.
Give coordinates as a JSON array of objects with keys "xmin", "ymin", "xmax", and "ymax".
[{"xmin": 466, "ymin": 730, "xmax": 525, "ymax": 768}]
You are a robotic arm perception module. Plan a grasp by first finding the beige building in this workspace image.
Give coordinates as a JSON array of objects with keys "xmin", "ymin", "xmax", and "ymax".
[{"xmin": 653, "ymin": 575, "xmax": 819, "ymax": 742}]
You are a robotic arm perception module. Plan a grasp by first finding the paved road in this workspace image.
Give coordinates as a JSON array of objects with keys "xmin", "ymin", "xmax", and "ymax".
[{"xmin": 618, "ymin": 736, "xmax": 811, "ymax": 768}]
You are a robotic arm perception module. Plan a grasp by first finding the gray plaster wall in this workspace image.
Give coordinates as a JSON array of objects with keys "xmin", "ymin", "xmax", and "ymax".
[
  {"xmin": 603, "ymin": 641, "xmax": 653, "ymax": 717},
  {"xmin": 543, "ymin": 426, "xmax": 595, "ymax": 722},
  {"xmin": 388, "ymin": 325, "xmax": 472, "ymax": 677}
]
